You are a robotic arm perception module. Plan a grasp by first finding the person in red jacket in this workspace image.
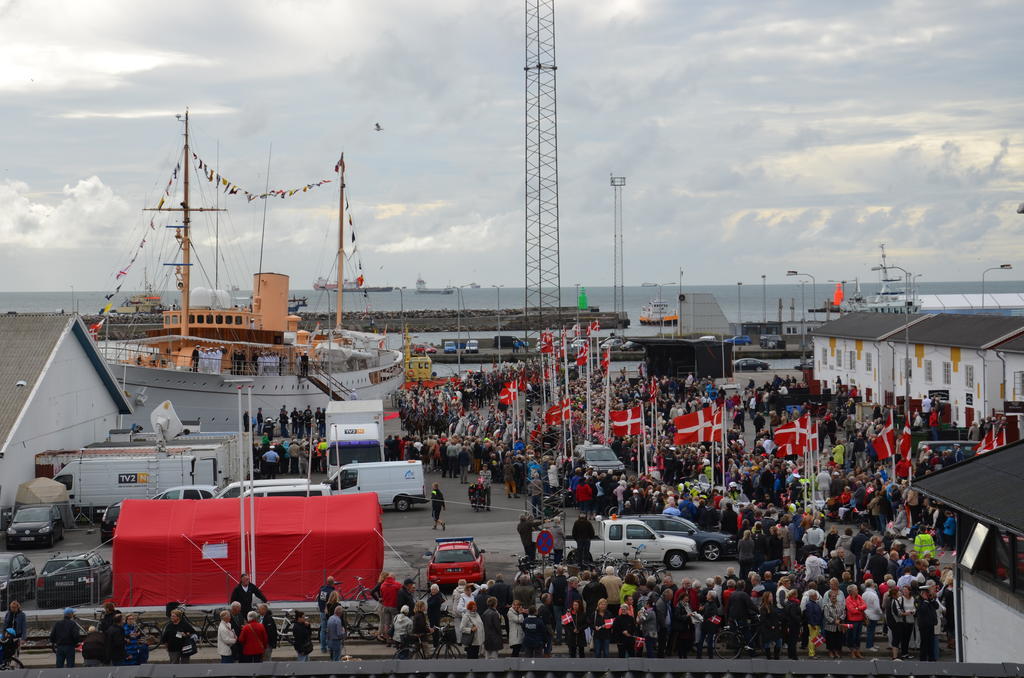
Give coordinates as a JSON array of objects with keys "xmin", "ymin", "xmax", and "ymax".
[
  {"xmin": 673, "ymin": 579, "xmax": 699, "ymax": 610},
  {"xmin": 238, "ymin": 612, "xmax": 268, "ymax": 663},
  {"xmin": 575, "ymin": 480, "xmax": 594, "ymax": 518},
  {"xmin": 378, "ymin": 573, "xmax": 402, "ymax": 641}
]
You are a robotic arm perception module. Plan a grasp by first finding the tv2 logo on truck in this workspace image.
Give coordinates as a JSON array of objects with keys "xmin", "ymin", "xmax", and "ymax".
[{"xmin": 117, "ymin": 472, "xmax": 150, "ymax": 485}]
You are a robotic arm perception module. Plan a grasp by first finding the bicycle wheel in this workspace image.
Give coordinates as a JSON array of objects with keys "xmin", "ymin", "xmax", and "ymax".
[
  {"xmin": 433, "ymin": 642, "xmax": 462, "ymax": 659},
  {"xmin": 200, "ymin": 618, "xmax": 219, "ymax": 646},
  {"xmin": 356, "ymin": 613, "xmax": 380, "ymax": 641},
  {"xmin": 714, "ymin": 629, "xmax": 743, "ymax": 659},
  {"xmin": 140, "ymin": 623, "xmax": 162, "ymax": 647}
]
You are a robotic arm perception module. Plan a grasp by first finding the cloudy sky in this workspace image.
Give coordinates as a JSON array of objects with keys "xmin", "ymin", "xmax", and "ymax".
[{"xmin": 1, "ymin": 0, "xmax": 1023, "ymax": 294}]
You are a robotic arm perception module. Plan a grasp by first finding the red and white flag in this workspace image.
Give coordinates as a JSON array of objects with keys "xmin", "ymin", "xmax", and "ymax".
[
  {"xmin": 601, "ymin": 348, "xmax": 610, "ymax": 373},
  {"xmin": 588, "ymin": 319, "xmax": 600, "ymax": 335},
  {"xmin": 87, "ymin": 317, "xmax": 105, "ymax": 340},
  {"xmin": 673, "ymin": 406, "xmax": 721, "ymax": 444},
  {"xmin": 898, "ymin": 420, "xmax": 912, "ymax": 459},
  {"xmin": 539, "ymin": 330, "xmax": 554, "ymax": 354},
  {"xmin": 874, "ymin": 410, "xmax": 896, "ymax": 461},
  {"xmin": 808, "ymin": 421, "xmax": 820, "ymax": 456},
  {"xmin": 545, "ymin": 403, "xmax": 562, "ymax": 426},
  {"xmin": 498, "ymin": 380, "xmax": 519, "ymax": 405},
  {"xmin": 558, "ymin": 331, "xmax": 567, "ymax": 360},
  {"xmin": 576, "ymin": 339, "xmax": 589, "ymax": 366},
  {"xmin": 610, "ymin": 406, "xmax": 643, "ymax": 436},
  {"xmin": 977, "ymin": 425, "xmax": 1007, "ymax": 454},
  {"xmin": 571, "ymin": 323, "xmax": 581, "ymax": 338},
  {"xmin": 648, "ymin": 377, "xmax": 658, "ymax": 401},
  {"xmin": 561, "ymin": 612, "xmax": 574, "ymax": 626},
  {"xmin": 774, "ymin": 413, "xmax": 810, "ymax": 456}
]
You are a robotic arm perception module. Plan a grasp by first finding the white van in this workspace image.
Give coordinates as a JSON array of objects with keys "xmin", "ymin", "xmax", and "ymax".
[
  {"xmin": 243, "ymin": 483, "xmax": 331, "ymax": 498},
  {"xmin": 214, "ymin": 479, "xmax": 327, "ymax": 499},
  {"xmin": 329, "ymin": 460, "xmax": 427, "ymax": 511},
  {"xmin": 52, "ymin": 456, "xmax": 217, "ymax": 508}
]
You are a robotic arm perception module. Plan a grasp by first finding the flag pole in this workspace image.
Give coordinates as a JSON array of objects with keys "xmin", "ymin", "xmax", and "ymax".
[
  {"xmin": 585, "ymin": 350, "xmax": 592, "ymax": 442},
  {"xmin": 603, "ymin": 355, "xmax": 611, "ymax": 444},
  {"xmin": 563, "ymin": 330, "xmax": 573, "ymax": 453}
]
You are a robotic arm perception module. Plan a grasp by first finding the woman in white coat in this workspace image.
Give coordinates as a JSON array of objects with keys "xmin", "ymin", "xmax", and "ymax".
[
  {"xmin": 507, "ymin": 600, "xmax": 525, "ymax": 657},
  {"xmin": 459, "ymin": 600, "xmax": 485, "ymax": 659},
  {"xmin": 216, "ymin": 610, "xmax": 237, "ymax": 663}
]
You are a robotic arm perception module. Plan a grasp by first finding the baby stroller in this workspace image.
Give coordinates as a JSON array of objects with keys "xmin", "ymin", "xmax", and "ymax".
[
  {"xmin": 469, "ymin": 482, "xmax": 486, "ymax": 512},
  {"xmin": 0, "ymin": 629, "xmax": 22, "ymax": 670}
]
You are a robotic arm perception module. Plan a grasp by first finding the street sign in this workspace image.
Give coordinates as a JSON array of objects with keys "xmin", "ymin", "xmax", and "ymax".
[{"xmin": 536, "ymin": 529, "xmax": 554, "ymax": 555}]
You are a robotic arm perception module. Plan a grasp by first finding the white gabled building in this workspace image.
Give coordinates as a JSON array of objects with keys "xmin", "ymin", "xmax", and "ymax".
[
  {"xmin": 812, "ymin": 312, "xmax": 1024, "ymax": 425},
  {"xmin": 0, "ymin": 314, "xmax": 132, "ymax": 506},
  {"xmin": 810, "ymin": 312, "xmax": 928, "ymax": 404}
]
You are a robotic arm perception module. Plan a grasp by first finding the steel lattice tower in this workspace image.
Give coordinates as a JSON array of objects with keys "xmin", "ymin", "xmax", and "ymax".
[
  {"xmin": 524, "ymin": 0, "xmax": 561, "ymax": 338},
  {"xmin": 611, "ymin": 176, "xmax": 626, "ymax": 323}
]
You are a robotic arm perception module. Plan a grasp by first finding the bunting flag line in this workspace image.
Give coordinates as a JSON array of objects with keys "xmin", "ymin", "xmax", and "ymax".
[{"xmin": 190, "ymin": 152, "xmax": 333, "ymax": 203}]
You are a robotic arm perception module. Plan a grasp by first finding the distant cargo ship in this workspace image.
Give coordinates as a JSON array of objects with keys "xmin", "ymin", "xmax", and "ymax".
[
  {"xmin": 313, "ymin": 277, "xmax": 394, "ymax": 293},
  {"xmin": 415, "ymin": 275, "xmax": 454, "ymax": 294}
]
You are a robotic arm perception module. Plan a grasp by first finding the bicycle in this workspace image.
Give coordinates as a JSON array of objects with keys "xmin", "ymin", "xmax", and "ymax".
[
  {"xmin": 176, "ymin": 605, "xmax": 220, "ymax": 647},
  {"xmin": 343, "ymin": 607, "xmax": 381, "ymax": 642},
  {"xmin": 431, "ymin": 623, "xmax": 462, "ymax": 659},
  {"xmin": 338, "ymin": 576, "xmax": 375, "ymax": 602},
  {"xmin": 714, "ymin": 619, "xmax": 762, "ymax": 659},
  {"xmin": 392, "ymin": 635, "xmax": 429, "ymax": 660}
]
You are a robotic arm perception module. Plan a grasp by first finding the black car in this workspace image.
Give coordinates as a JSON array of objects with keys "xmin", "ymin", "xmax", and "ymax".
[
  {"xmin": 793, "ymin": 360, "xmax": 814, "ymax": 371},
  {"xmin": 734, "ymin": 358, "xmax": 770, "ymax": 372},
  {"xmin": 36, "ymin": 553, "xmax": 113, "ymax": 610},
  {"xmin": 0, "ymin": 553, "xmax": 37, "ymax": 608},
  {"xmin": 636, "ymin": 514, "xmax": 737, "ymax": 562},
  {"xmin": 100, "ymin": 501, "xmax": 121, "ymax": 544},
  {"xmin": 4, "ymin": 505, "xmax": 64, "ymax": 548}
]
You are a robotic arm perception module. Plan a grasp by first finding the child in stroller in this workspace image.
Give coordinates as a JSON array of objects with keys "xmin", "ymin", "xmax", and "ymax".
[
  {"xmin": 0, "ymin": 628, "xmax": 22, "ymax": 669},
  {"xmin": 469, "ymin": 481, "xmax": 486, "ymax": 512}
]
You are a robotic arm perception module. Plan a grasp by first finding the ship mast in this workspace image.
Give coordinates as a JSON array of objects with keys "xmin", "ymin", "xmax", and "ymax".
[
  {"xmin": 336, "ymin": 153, "xmax": 345, "ymax": 330},
  {"xmin": 181, "ymin": 112, "xmax": 192, "ymax": 337}
]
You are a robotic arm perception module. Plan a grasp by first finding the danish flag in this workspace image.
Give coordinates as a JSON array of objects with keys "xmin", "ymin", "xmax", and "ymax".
[
  {"xmin": 774, "ymin": 413, "xmax": 810, "ymax": 456},
  {"xmin": 977, "ymin": 425, "xmax": 1007, "ymax": 454},
  {"xmin": 539, "ymin": 330, "xmax": 554, "ymax": 354},
  {"xmin": 610, "ymin": 406, "xmax": 643, "ymax": 436},
  {"xmin": 588, "ymin": 319, "xmax": 600, "ymax": 335},
  {"xmin": 673, "ymin": 406, "xmax": 721, "ymax": 444},
  {"xmin": 571, "ymin": 323, "xmax": 581, "ymax": 338},
  {"xmin": 546, "ymin": 398, "xmax": 571, "ymax": 425},
  {"xmin": 898, "ymin": 420, "xmax": 912, "ymax": 460},
  {"xmin": 648, "ymin": 377, "xmax": 659, "ymax": 401},
  {"xmin": 873, "ymin": 410, "xmax": 896, "ymax": 461},
  {"xmin": 576, "ymin": 339, "xmax": 589, "ymax": 367},
  {"xmin": 601, "ymin": 348, "xmax": 610, "ymax": 373},
  {"xmin": 498, "ymin": 380, "xmax": 519, "ymax": 405}
]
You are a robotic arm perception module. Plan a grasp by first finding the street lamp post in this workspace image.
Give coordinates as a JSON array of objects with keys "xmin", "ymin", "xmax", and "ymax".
[
  {"xmin": 677, "ymin": 268, "xmax": 683, "ymax": 338},
  {"xmin": 736, "ymin": 282, "xmax": 743, "ymax": 336},
  {"xmin": 456, "ymin": 284, "xmax": 471, "ymax": 376},
  {"xmin": 224, "ymin": 377, "xmax": 254, "ymax": 575},
  {"xmin": 396, "ymin": 286, "xmax": 405, "ymax": 321},
  {"xmin": 798, "ymin": 281, "xmax": 807, "ymax": 360},
  {"xmin": 761, "ymin": 274, "xmax": 766, "ymax": 325},
  {"xmin": 873, "ymin": 264, "xmax": 912, "ymax": 431},
  {"xmin": 981, "ymin": 264, "xmax": 1013, "ymax": 309},
  {"xmin": 787, "ymin": 271, "xmax": 816, "ymax": 355},
  {"xmin": 492, "ymin": 284, "xmax": 504, "ymax": 363}
]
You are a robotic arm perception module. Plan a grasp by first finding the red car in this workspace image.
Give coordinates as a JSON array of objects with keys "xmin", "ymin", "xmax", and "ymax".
[
  {"xmin": 427, "ymin": 538, "xmax": 486, "ymax": 586},
  {"xmin": 412, "ymin": 344, "xmax": 438, "ymax": 355}
]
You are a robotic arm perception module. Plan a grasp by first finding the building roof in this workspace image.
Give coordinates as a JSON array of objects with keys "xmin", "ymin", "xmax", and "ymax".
[
  {"xmin": 913, "ymin": 439, "xmax": 1024, "ymax": 536},
  {"xmin": 900, "ymin": 313, "xmax": 1024, "ymax": 349},
  {"xmin": 809, "ymin": 312, "xmax": 925, "ymax": 341},
  {"xmin": 920, "ymin": 292, "xmax": 1024, "ymax": 312},
  {"xmin": 0, "ymin": 314, "xmax": 131, "ymax": 451},
  {"xmin": 995, "ymin": 333, "xmax": 1024, "ymax": 354}
]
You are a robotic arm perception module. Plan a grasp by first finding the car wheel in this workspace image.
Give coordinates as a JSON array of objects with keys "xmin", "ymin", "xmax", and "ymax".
[
  {"xmin": 664, "ymin": 551, "xmax": 687, "ymax": 569},
  {"xmin": 395, "ymin": 497, "xmax": 411, "ymax": 512},
  {"xmin": 702, "ymin": 542, "xmax": 722, "ymax": 561}
]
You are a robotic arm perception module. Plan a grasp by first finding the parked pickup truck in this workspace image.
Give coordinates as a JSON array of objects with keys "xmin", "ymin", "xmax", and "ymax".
[{"xmin": 565, "ymin": 518, "xmax": 698, "ymax": 569}]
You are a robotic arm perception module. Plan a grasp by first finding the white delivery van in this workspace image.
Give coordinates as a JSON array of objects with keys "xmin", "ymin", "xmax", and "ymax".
[
  {"xmin": 215, "ymin": 479, "xmax": 322, "ymax": 498},
  {"xmin": 329, "ymin": 460, "xmax": 427, "ymax": 512},
  {"xmin": 242, "ymin": 483, "xmax": 332, "ymax": 498},
  {"xmin": 52, "ymin": 456, "xmax": 217, "ymax": 508}
]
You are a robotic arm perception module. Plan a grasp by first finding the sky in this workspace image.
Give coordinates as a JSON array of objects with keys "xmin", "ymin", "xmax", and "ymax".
[{"xmin": 1, "ymin": 0, "xmax": 1023, "ymax": 294}]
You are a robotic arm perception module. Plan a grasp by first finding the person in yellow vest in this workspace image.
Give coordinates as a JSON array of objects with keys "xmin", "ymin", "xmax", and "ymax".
[
  {"xmin": 914, "ymin": 530, "xmax": 937, "ymax": 560},
  {"xmin": 832, "ymin": 443, "xmax": 845, "ymax": 468}
]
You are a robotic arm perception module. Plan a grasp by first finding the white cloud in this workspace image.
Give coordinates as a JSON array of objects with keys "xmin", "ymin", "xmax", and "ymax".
[
  {"xmin": 58, "ymin": 105, "xmax": 238, "ymax": 120},
  {"xmin": 0, "ymin": 177, "xmax": 132, "ymax": 248}
]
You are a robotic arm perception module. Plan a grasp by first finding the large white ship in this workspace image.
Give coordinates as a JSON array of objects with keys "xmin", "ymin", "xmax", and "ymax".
[{"xmin": 101, "ymin": 112, "xmax": 404, "ymax": 429}]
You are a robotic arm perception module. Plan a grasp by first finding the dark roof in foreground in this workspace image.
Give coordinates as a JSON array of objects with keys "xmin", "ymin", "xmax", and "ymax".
[
  {"xmin": 810, "ymin": 311, "xmax": 926, "ymax": 341},
  {"xmin": 995, "ymin": 332, "xmax": 1024, "ymax": 354},
  {"xmin": 914, "ymin": 438, "xmax": 1024, "ymax": 535},
  {"xmin": 16, "ymin": 657, "xmax": 1024, "ymax": 678},
  {"xmin": 901, "ymin": 313, "xmax": 1024, "ymax": 349}
]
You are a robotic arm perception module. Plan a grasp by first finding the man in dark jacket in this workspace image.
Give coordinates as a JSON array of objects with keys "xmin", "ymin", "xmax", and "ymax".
[
  {"xmin": 571, "ymin": 515, "xmax": 595, "ymax": 566},
  {"xmin": 916, "ymin": 587, "xmax": 939, "ymax": 661},
  {"xmin": 50, "ymin": 608, "xmax": 82, "ymax": 668},
  {"xmin": 481, "ymin": 597, "xmax": 504, "ymax": 659},
  {"xmin": 581, "ymin": 572, "xmax": 607, "ymax": 615},
  {"xmin": 489, "ymin": 574, "xmax": 513, "ymax": 618},
  {"xmin": 230, "ymin": 574, "xmax": 266, "ymax": 615},
  {"xmin": 867, "ymin": 547, "xmax": 889, "ymax": 584},
  {"xmin": 518, "ymin": 514, "xmax": 540, "ymax": 560},
  {"xmin": 549, "ymin": 567, "xmax": 568, "ymax": 644},
  {"xmin": 105, "ymin": 614, "xmax": 126, "ymax": 665},
  {"xmin": 81, "ymin": 627, "xmax": 108, "ymax": 666},
  {"xmin": 257, "ymin": 604, "xmax": 278, "ymax": 661},
  {"xmin": 397, "ymin": 579, "xmax": 417, "ymax": 615}
]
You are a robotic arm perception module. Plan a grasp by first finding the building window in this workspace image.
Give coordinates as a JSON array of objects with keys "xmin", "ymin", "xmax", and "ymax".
[
  {"xmin": 216, "ymin": 314, "xmax": 223, "ymax": 324},
  {"xmin": 189, "ymin": 314, "xmax": 195, "ymax": 323},
  {"xmin": 965, "ymin": 364, "xmax": 975, "ymax": 389},
  {"xmin": 849, "ymin": 350, "xmax": 856, "ymax": 368},
  {"xmin": 195, "ymin": 314, "xmax": 204, "ymax": 324},
  {"xmin": 865, "ymin": 352, "xmax": 873, "ymax": 372},
  {"xmin": 206, "ymin": 314, "xmax": 214, "ymax": 324},
  {"xmin": 836, "ymin": 351, "xmax": 842, "ymax": 368},
  {"xmin": 924, "ymin": 359, "xmax": 933, "ymax": 383},
  {"xmin": 821, "ymin": 348, "xmax": 827, "ymax": 363},
  {"xmin": 1015, "ymin": 372, "xmax": 1024, "ymax": 399},
  {"xmin": 943, "ymin": 362, "xmax": 952, "ymax": 385}
]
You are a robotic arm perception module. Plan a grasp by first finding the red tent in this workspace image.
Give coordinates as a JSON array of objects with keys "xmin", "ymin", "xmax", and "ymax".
[{"xmin": 112, "ymin": 494, "xmax": 383, "ymax": 606}]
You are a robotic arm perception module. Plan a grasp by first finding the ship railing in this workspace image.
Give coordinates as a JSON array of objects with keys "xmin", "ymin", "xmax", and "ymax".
[{"xmin": 98, "ymin": 341, "xmax": 338, "ymax": 378}]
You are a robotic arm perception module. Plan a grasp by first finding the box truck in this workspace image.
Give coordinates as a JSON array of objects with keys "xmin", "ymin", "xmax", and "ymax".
[
  {"xmin": 50, "ymin": 456, "xmax": 217, "ymax": 508},
  {"xmin": 325, "ymin": 400, "xmax": 385, "ymax": 476}
]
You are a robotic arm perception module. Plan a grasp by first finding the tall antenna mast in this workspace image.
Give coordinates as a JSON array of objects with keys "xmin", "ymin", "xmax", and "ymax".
[
  {"xmin": 336, "ymin": 153, "xmax": 345, "ymax": 330},
  {"xmin": 611, "ymin": 175, "xmax": 626, "ymax": 323},
  {"xmin": 524, "ymin": 0, "xmax": 562, "ymax": 339}
]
